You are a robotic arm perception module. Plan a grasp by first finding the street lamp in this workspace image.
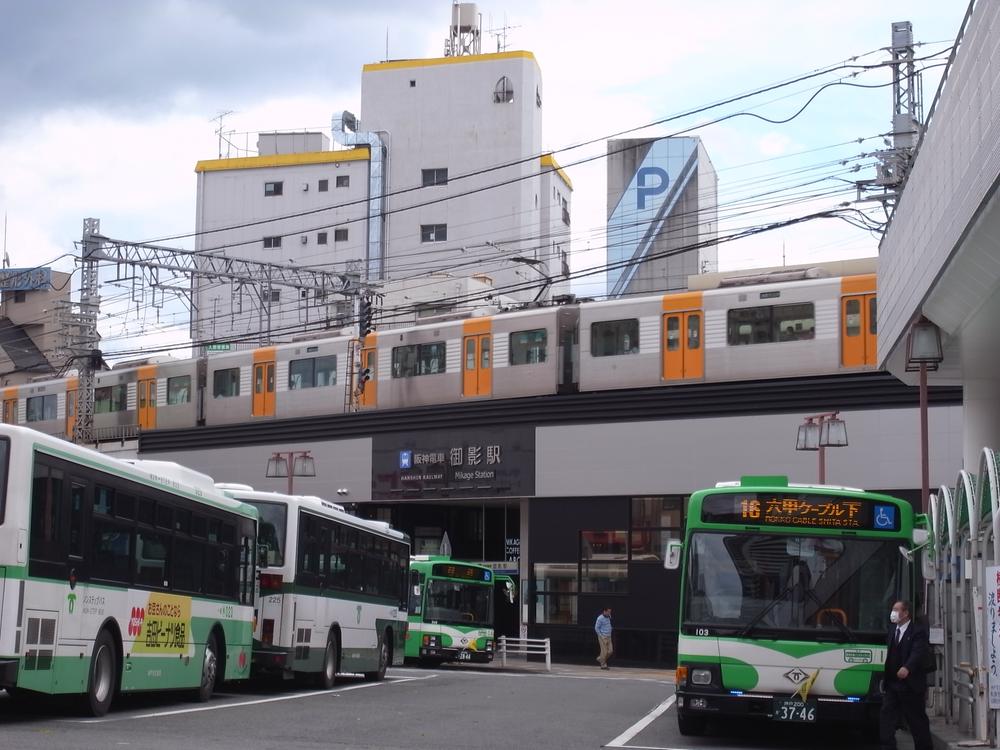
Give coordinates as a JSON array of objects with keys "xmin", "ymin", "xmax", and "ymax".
[
  {"xmin": 265, "ymin": 451, "xmax": 316, "ymax": 495},
  {"xmin": 906, "ymin": 316, "xmax": 944, "ymax": 513},
  {"xmin": 795, "ymin": 412, "xmax": 848, "ymax": 484},
  {"xmin": 509, "ymin": 256, "xmax": 552, "ymax": 303}
]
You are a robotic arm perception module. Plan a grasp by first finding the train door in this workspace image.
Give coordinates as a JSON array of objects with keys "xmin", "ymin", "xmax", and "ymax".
[
  {"xmin": 662, "ymin": 292, "xmax": 704, "ymax": 381},
  {"xmin": 65, "ymin": 378, "xmax": 78, "ymax": 436},
  {"xmin": 840, "ymin": 275, "xmax": 877, "ymax": 367},
  {"xmin": 2, "ymin": 386, "xmax": 17, "ymax": 424},
  {"xmin": 358, "ymin": 334, "xmax": 378, "ymax": 408},
  {"xmin": 137, "ymin": 366, "xmax": 157, "ymax": 430},
  {"xmin": 462, "ymin": 319, "xmax": 492, "ymax": 398},
  {"xmin": 252, "ymin": 348, "xmax": 276, "ymax": 417}
]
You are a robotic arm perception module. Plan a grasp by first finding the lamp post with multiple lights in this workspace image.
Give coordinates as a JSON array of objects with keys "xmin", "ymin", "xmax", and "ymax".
[
  {"xmin": 794, "ymin": 412, "xmax": 849, "ymax": 484},
  {"xmin": 265, "ymin": 451, "xmax": 316, "ymax": 495}
]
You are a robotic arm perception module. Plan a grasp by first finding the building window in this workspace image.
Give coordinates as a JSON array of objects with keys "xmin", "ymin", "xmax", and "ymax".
[
  {"xmin": 580, "ymin": 531, "xmax": 628, "ymax": 594},
  {"xmin": 509, "ymin": 329, "xmax": 547, "ymax": 365},
  {"xmin": 533, "ymin": 563, "xmax": 577, "ymax": 625},
  {"xmin": 590, "ymin": 319, "xmax": 639, "ymax": 356},
  {"xmin": 288, "ymin": 355, "xmax": 337, "ymax": 389},
  {"xmin": 317, "ymin": 232, "xmax": 328, "ymax": 245},
  {"xmin": 318, "ymin": 179, "xmax": 329, "ymax": 192},
  {"xmin": 536, "ymin": 86, "xmax": 542, "ymax": 108},
  {"xmin": 212, "ymin": 367, "xmax": 241, "ymax": 398},
  {"xmin": 263, "ymin": 236, "xmax": 282, "ymax": 249},
  {"xmin": 333, "ymin": 228, "xmax": 348, "ymax": 242},
  {"xmin": 391, "ymin": 342, "xmax": 446, "ymax": 378},
  {"xmin": 726, "ymin": 302, "xmax": 816, "ymax": 346},
  {"xmin": 26, "ymin": 394, "xmax": 57, "ymax": 423},
  {"xmin": 409, "ymin": 79, "xmax": 416, "ymax": 88},
  {"xmin": 420, "ymin": 224, "xmax": 447, "ymax": 243},
  {"xmin": 269, "ymin": 290, "xmax": 280, "ymax": 303},
  {"xmin": 421, "ymin": 168, "xmax": 448, "ymax": 187},
  {"xmin": 494, "ymin": 76, "xmax": 514, "ymax": 103},
  {"xmin": 264, "ymin": 181, "xmax": 283, "ymax": 196},
  {"xmin": 336, "ymin": 175, "xmax": 350, "ymax": 188},
  {"xmin": 166, "ymin": 375, "xmax": 191, "ymax": 405},
  {"xmin": 630, "ymin": 497, "xmax": 682, "ymax": 562}
]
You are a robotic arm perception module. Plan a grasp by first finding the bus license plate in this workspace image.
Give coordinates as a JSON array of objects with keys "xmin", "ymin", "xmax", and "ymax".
[
  {"xmin": 457, "ymin": 651, "xmax": 471, "ymax": 661},
  {"xmin": 772, "ymin": 699, "xmax": 817, "ymax": 722}
]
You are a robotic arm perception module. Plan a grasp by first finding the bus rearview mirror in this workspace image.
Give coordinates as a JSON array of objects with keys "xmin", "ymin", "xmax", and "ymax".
[{"xmin": 664, "ymin": 540, "xmax": 683, "ymax": 571}]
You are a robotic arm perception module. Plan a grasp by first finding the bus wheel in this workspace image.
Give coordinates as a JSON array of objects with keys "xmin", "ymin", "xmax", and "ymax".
[
  {"xmin": 86, "ymin": 630, "xmax": 118, "ymax": 717},
  {"xmin": 318, "ymin": 633, "xmax": 339, "ymax": 690},
  {"xmin": 196, "ymin": 633, "xmax": 219, "ymax": 702},
  {"xmin": 677, "ymin": 712, "xmax": 707, "ymax": 736},
  {"xmin": 364, "ymin": 634, "xmax": 389, "ymax": 682}
]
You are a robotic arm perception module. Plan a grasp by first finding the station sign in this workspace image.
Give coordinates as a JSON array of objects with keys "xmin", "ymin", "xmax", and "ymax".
[
  {"xmin": 371, "ymin": 425, "xmax": 534, "ymax": 500},
  {"xmin": 700, "ymin": 493, "xmax": 901, "ymax": 531}
]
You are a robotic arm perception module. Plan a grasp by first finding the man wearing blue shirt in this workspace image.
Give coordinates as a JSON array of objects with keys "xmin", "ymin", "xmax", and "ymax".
[{"xmin": 595, "ymin": 607, "xmax": 613, "ymax": 669}]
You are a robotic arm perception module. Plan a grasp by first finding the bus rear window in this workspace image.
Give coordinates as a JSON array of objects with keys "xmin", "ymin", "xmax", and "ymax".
[
  {"xmin": 248, "ymin": 501, "xmax": 286, "ymax": 567},
  {"xmin": 0, "ymin": 437, "xmax": 8, "ymax": 524}
]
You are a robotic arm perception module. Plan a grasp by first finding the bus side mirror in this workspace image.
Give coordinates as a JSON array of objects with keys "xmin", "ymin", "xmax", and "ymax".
[{"xmin": 664, "ymin": 540, "xmax": 683, "ymax": 571}]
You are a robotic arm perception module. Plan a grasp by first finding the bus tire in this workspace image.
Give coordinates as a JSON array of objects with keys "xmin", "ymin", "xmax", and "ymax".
[
  {"xmin": 86, "ymin": 629, "xmax": 118, "ymax": 717},
  {"xmin": 318, "ymin": 632, "xmax": 339, "ymax": 690},
  {"xmin": 364, "ymin": 632, "xmax": 390, "ymax": 682},
  {"xmin": 195, "ymin": 632, "xmax": 220, "ymax": 703},
  {"xmin": 677, "ymin": 712, "xmax": 707, "ymax": 736}
]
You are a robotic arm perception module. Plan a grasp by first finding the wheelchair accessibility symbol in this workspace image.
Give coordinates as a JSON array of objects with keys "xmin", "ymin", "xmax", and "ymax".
[{"xmin": 873, "ymin": 505, "xmax": 896, "ymax": 530}]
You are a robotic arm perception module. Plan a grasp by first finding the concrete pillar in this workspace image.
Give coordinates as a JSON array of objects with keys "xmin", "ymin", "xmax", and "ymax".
[
  {"xmin": 962, "ymin": 377, "xmax": 1000, "ymax": 470},
  {"xmin": 519, "ymin": 497, "xmax": 530, "ymax": 637}
]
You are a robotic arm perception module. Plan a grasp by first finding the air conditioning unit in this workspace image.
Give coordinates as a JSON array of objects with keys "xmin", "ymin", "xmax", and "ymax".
[
  {"xmin": 302, "ymin": 183, "xmax": 309, "ymax": 191},
  {"xmin": 300, "ymin": 235, "xmax": 308, "ymax": 244}
]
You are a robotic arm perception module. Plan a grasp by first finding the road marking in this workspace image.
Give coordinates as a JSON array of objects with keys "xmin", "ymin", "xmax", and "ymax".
[
  {"xmin": 605, "ymin": 694, "xmax": 676, "ymax": 748},
  {"xmin": 391, "ymin": 667, "xmax": 669, "ymax": 684},
  {"xmin": 66, "ymin": 677, "xmax": 423, "ymax": 724}
]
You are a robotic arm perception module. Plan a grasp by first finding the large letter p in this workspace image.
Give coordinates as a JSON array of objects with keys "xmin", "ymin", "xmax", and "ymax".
[{"xmin": 636, "ymin": 166, "xmax": 669, "ymax": 211}]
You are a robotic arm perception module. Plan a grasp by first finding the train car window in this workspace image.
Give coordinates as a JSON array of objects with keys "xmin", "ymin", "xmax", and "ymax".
[
  {"xmin": 510, "ymin": 329, "xmax": 547, "ymax": 365},
  {"xmin": 288, "ymin": 356, "xmax": 338, "ymax": 390},
  {"xmin": 869, "ymin": 297, "xmax": 877, "ymax": 335},
  {"xmin": 26, "ymin": 394, "xmax": 58, "ymax": 423},
  {"xmin": 94, "ymin": 384, "xmax": 127, "ymax": 413},
  {"xmin": 392, "ymin": 342, "xmax": 446, "ymax": 378},
  {"xmin": 687, "ymin": 314, "xmax": 701, "ymax": 349},
  {"xmin": 315, "ymin": 355, "xmax": 337, "ymax": 386},
  {"xmin": 726, "ymin": 303, "xmax": 815, "ymax": 345},
  {"xmin": 590, "ymin": 319, "xmax": 639, "ymax": 357},
  {"xmin": 212, "ymin": 367, "xmax": 241, "ymax": 398},
  {"xmin": 465, "ymin": 339, "xmax": 475, "ymax": 370},
  {"xmin": 665, "ymin": 318, "xmax": 680, "ymax": 351},
  {"xmin": 845, "ymin": 299, "xmax": 861, "ymax": 336},
  {"xmin": 166, "ymin": 375, "xmax": 191, "ymax": 405}
]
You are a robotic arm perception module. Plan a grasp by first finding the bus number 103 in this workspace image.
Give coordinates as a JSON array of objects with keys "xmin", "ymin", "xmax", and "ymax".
[{"xmin": 695, "ymin": 628, "xmax": 710, "ymax": 636}]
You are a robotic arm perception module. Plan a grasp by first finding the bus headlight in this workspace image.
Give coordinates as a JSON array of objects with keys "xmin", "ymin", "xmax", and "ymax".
[{"xmin": 691, "ymin": 669, "xmax": 713, "ymax": 686}]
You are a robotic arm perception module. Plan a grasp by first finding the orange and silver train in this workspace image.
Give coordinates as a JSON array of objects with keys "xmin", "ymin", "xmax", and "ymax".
[{"xmin": 4, "ymin": 272, "xmax": 877, "ymax": 439}]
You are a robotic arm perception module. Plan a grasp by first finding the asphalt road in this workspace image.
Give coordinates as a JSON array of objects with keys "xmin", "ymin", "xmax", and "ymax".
[{"xmin": 0, "ymin": 664, "xmax": 906, "ymax": 750}]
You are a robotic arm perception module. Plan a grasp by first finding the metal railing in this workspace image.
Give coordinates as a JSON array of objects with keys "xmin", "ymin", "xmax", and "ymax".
[{"xmin": 498, "ymin": 636, "xmax": 551, "ymax": 671}]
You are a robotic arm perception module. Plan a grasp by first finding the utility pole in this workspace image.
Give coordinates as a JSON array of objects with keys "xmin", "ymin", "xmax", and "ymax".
[{"xmin": 73, "ymin": 218, "xmax": 103, "ymax": 444}]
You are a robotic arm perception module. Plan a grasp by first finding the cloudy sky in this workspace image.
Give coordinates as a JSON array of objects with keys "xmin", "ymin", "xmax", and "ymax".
[{"xmin": 0, "ymin": 0, "xmax": 967, "ymax": 355}]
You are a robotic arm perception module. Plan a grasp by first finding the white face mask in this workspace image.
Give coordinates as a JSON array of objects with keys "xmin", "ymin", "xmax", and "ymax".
[{"xmin": 889, "ymin": 610, "xmax": 901, "ymax": 624}]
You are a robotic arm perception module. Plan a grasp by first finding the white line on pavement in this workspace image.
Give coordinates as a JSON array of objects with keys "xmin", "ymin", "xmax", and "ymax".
[
  {"xmin": 65, "ymin": 676, "xmax": 425, "ymax": 724},
  {"xmin": 391, "ymin": 667, "xmax": 669, "ymax": 684},
  {"xmin": 605, "ymin": 694, "xmax": 676, "ymax": 748}
]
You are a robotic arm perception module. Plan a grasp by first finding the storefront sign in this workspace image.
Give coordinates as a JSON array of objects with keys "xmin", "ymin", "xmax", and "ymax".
[
  {"xmin": 505, "ymin": 536, "xmax": 520, "ymax": 561},
  {"xmin": 988, "ymin": 565, "xmax": 1000, "ymax": 709},
  {"xmin": 372, "ymin": 426, "xmax": 534, "ymax": 500}
]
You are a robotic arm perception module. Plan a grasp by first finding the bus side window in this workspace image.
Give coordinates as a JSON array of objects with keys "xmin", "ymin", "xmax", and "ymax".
[{"xmin": 409, "ymin": 571, "xmax": 423, "ymax": 615}]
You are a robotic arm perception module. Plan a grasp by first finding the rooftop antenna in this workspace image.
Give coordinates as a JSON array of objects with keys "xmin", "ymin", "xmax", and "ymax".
[
  {"xmin": 486, "ymin": 13, "xmax": 520, "ymax": 52},
  {"xmin": 385, "ymin": 27, "xmax": 389, "ymax": 61},
  {"xmin": 2, "ymin": 213, "xmax": 8, "ymax": 269},
  {"xmin": 212, "ymin": 111, "xmax": 234, "ymax": 159}
]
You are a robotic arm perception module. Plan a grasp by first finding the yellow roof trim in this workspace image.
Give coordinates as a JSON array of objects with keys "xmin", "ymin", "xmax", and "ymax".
[
  {"xmin": 540, "ymin": 154, "xmax": 573, "ymax": 190},
  {"xmin": 363, "ymin": 50, "xmax": 536, "ymax": 73},
  {"xmin": 195, "ymin": 148, "xmax": 369, "ymax": 173}
]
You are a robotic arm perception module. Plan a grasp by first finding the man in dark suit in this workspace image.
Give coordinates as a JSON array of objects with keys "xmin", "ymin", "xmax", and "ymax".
[{"xmin": 880, "ymin": 599, "xmax": 932, "ymax": 750}]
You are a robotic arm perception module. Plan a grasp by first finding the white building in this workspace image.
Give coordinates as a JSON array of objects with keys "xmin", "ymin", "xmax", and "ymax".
[{"xmin": 189, "ymin": 6, "xmax": 571, "ymax": 349}]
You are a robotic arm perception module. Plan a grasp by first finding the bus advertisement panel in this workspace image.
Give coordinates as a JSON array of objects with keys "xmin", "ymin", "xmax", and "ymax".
[{"xmin": 669, "ymin": 476, "xmax": 923, "ymax": 737}]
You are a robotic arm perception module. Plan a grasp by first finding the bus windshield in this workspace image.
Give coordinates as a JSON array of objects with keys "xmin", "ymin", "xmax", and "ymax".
[
  {"xmin": 425, "ymin": 579, "xmax": 493, "ymax": 627},
  {"xmin": 684, "ymin": 532, "xmax": 902, "ymax": 639},
  {"xmin": 246, "ymin": 501, "xmax": 286, "ymax": 567}
]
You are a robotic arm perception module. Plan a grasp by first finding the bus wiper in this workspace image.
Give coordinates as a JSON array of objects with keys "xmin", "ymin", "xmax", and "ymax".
[
  {"xmin": 801, "ymin": 586, "xmax": 858, "ymax": 643},
  {"xmin": 739, "ymin": 584, "xmax": 793, "ymax": 638}
]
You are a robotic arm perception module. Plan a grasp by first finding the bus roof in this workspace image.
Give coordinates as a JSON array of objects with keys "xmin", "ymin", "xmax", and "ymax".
[
  {"xmin": 218, "ymin": 485, "xmax": 407, "ymax": 541},
  {"xmin": 0, "ymin": 424, "xmax": 255, "ymax": 518},
  {"xmin": 715, "ymin": 476, "xmax": 866, "ymax": 493}
]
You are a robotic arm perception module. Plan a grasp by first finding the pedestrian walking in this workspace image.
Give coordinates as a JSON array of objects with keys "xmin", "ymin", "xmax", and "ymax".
[
  {"xmin": 595, "ymin": 607, "xmax": 613, "ymax": 669},
  {"xmin": 880, "ymin": 599, "xmax": 933, "ymax": 750}
]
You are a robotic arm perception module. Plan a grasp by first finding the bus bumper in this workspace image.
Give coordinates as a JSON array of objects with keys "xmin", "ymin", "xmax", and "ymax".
[
  {"xmin": 675, "ymin": 689, "xmax": 881, "ymax": 725},
  {"xmin": 0, "ymin": 658, "xmax": 17, "ymax": 688},
  {"xmin": 419, "ymin": 646, "xmax": 493, "ymax": 663},
  {"xmin": 251, "ymin": 645, "xmax": 291, "ymax": 676}
]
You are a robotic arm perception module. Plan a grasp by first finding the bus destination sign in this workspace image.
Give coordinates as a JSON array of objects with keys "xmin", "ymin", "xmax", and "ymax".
[
  {"xmin": 432, "ymin": 563, "xmax": 492, "ymax": 582},
  {"xmin": 701, "ymin": 493, "xmax": 900, "ymax": 531}
]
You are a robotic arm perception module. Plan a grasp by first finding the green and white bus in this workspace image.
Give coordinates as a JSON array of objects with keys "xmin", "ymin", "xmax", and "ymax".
[
  {"xmin": 0, "ymin": 425, "xmax": 257, "ymax": 716},
  {"xmin": 218, "ymin": 487, "xmax": 409, "ymax": 685},
  {"xmin": 669, "ymin": 476, "xmax": 923, "ymax": 736},
  {"xmin": 406, "ymin": 556, "xmax": 501, "ymax": 664}
]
